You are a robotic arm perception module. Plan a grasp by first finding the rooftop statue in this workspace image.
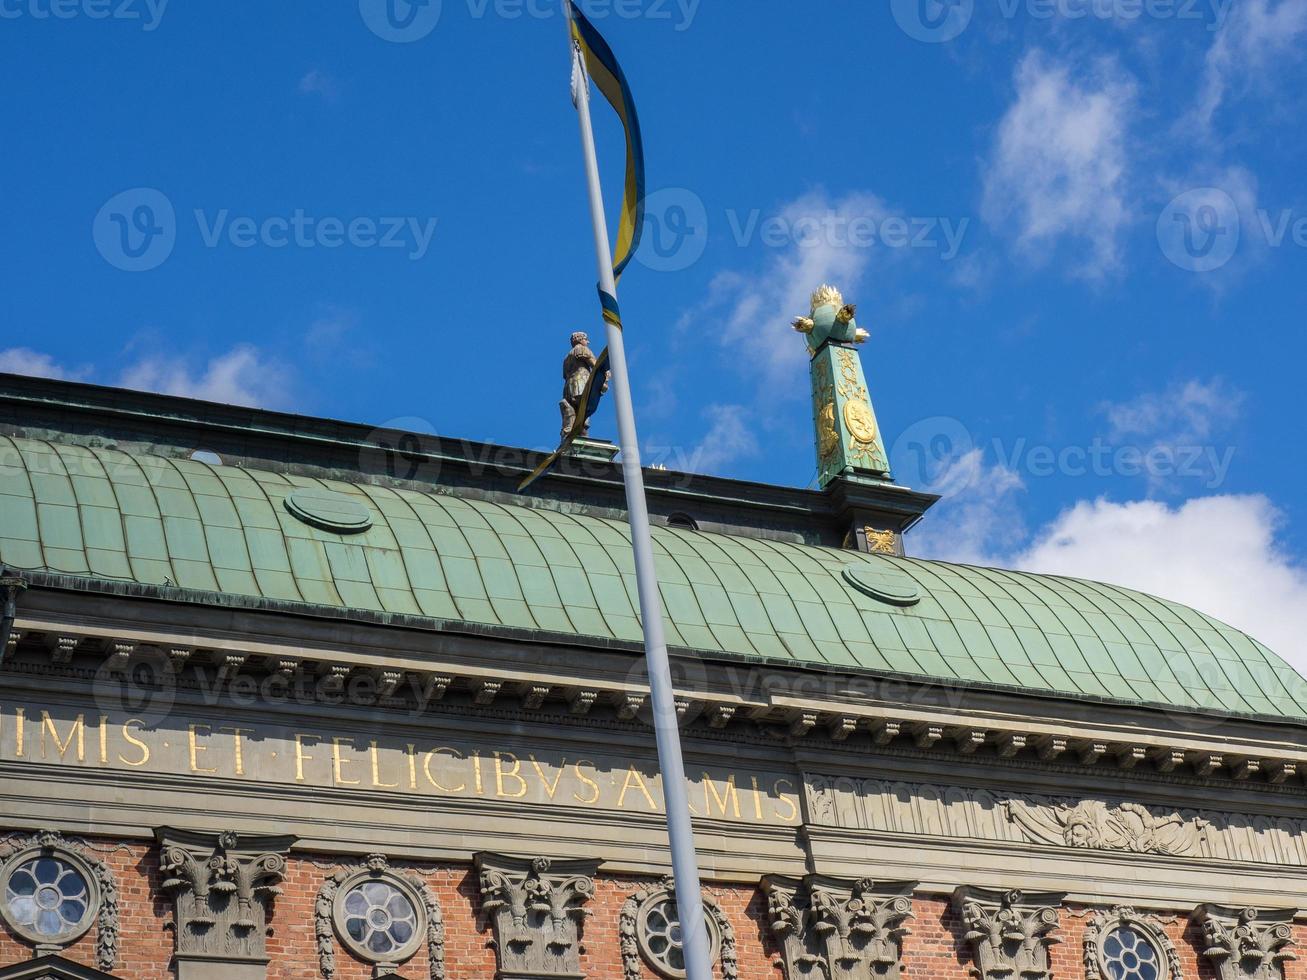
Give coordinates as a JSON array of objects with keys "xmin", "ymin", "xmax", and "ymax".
[
  {"xmin": 793, "ymin": 285, "xmax": 891, "ymax": 488},
  {"xmin": 560, "ymin": 331, "xmax": 610, "ymax": 443}
]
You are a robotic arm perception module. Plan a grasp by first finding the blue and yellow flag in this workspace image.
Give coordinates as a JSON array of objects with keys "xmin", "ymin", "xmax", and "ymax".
[{"xmin": 519, "ymin": 2, "xmax": 646, "ymax": 491}]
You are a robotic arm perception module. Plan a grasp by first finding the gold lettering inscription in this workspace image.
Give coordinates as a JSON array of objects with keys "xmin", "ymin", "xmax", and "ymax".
[
  {"xmin": 99, "ymin": 715, "xmax": 109, "ymax": 765},
  {"xmin": 371, "ymin": 741, "xmax": 398, "ymax": 789},
  {"xmin": 41, "ymin": 712, "xmax": 84, "ymax": 762},
  {"xmin": 119, "ymin": 720, "xmax": 150, "ymax": 767},
  {"xmin": 572, "ymin": 760, "xmax": 600, "ymax": 805},
  {"xmin": 773, "ymin": 778, "xmax": 799, "ymax": 823},
  {"xmin": 224, "ymin": 727, "xmax": 250, "ymax": 776},
  {"xmin": 406, "ymin": 744, "xmax": 418, "ymax": 791},
  {"xmin": 332, "ymin": 737, "xmax": 360, "ymax": 786},
  {"xmin": 618, "ymin": 766, "xmax": 658, "ymax": 810},
  {"xmin": 294, "ymin": 733, "xmax": 317, "ymax": 783},
  {"xmin": 472, "ymin": 751, "xmax": 483, "ymax": 795},
  {"xmin": 703, "ymin": 773, "xmax": 741, "ymax": 819},
  {"xmin": 750, "ymin": 776, "xmax": 764, "ymax": 820},
  {"xmin": 188, "ymin": 724, "xmax": 218, "ymax": 774},
  {"xmin": 493, "ymin": 751, "xmax": 528, "ymax": 799},
  {"xmin": 530, "ymin": 755, "xmax": 566, "ymax": 800},
  {"xmin": 423, "ymin": 747, "xmax": 466, "ymax": 793},
  {"xmin": 15, "ymin": 707, "xmax": 24, "ymax": 758}
]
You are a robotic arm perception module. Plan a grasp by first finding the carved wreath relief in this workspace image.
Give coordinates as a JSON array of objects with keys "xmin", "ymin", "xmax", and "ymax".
[
  {"xmin": 619, "ymin": 877, "xmax": 737, "ymax": 980},
  {"xmin": 157, "ymin": 829, "xmax": 291, "ymax": 965},
  {"xmin": 475, "ymin": 853, "xmax": 599, "ymax": 979},
  {"xmin": 764, "ymin": 875, "xmax": 914, "ymax": 980},
  {"xmin": 1004, "ymin": 800, "xmax": 1209, "ymax": 857},
  {"xmin": 1084, "ymin": 907, "xmax": 1180, "ymax": 980},
  {"xmin": 1193, "ymin": 906, "xmax": 1298, "ymax": 980},
  {"xmin": 315, "ymin": 853, "xmax": 445, "ymax": 980},
  {"xmin": 954, "ymin": 887, "xmax": 1063, "ymax": 980},
  {"xmin": 0, "ymin": 830, "xmax": 119, "ymax": 970}
]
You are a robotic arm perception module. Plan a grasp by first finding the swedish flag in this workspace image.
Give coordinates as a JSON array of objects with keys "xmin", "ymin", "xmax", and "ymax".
[{"xmin": 519, "ymin": 2, "xmax": 646, "ymax": 491}]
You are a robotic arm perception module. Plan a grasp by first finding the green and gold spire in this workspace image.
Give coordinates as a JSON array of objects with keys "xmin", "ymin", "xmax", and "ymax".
[{"xmin": 793, "ymin": 284, "xmax": 892, "ymax": 489}]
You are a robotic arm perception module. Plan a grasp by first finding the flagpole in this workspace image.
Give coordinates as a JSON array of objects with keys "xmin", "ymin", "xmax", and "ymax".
[{"xmin": 564, "ymin": 11, "xmax": 713, "ymax": 980}]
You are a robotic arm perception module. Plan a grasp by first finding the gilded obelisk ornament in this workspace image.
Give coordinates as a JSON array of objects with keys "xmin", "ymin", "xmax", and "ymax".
[
  {"xmin": 794, "ymin": 285, "xmax": 891, "ymax": 488},
  {"xmin": 560, "ymin": 331, "xmax": 611, "ymax": 443}
]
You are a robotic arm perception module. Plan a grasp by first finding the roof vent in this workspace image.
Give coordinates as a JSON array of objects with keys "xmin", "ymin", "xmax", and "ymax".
[
  {"xmin": 842, "ymin": 556, "xmax": 921, "ymax": 607},
  {"xmin": 667, "ymin": 512, "xmax": 699, "ymax": 531},
  {"xmin": 284, "ymin": 487, "xmax": 374, "ymax": 535}
]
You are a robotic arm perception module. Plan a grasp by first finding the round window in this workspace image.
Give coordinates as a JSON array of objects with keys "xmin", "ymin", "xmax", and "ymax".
[
  {"xmin": 332, "ymin": 871, "xmax": 427, "ymax": 967},
  {"xmin": 636, "ymin": 893, "xmax": 721, "ymax": 979},
  {"xmin": 1102, "ymin": 926, "xmax": 1161, "ymax": 980},
  {"xmin": 3, "ymin": 856, "xmax": 94, "ymax": 944}
]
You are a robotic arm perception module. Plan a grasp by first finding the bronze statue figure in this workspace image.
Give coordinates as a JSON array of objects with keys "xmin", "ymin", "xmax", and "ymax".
[{"xmin": 560, "ymin": 331, "xmax": 610, "ymax": 442}]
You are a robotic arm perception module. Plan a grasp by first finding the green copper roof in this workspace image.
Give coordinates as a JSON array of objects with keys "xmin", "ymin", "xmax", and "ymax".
[{"xmin": 1, "ymin": 435, "xmax": 1303, "ymax": 719}]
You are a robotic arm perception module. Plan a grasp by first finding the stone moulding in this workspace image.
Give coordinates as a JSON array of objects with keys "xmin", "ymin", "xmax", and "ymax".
[
  {"xmin": 474, "ymin": 852, "xmax": 601, "ymax": 979},
  {"xmin": 314, "ymin": 853, "xmax": 445, "ymax": 980},
  {"xmin": 156, "ymin": 828, "xmax": 294, "ymax": 978},
  {"xmin": 762, "ymin": 875, "xmax": 916, "ymax": 980},
  {"xmin": 0, "ymin": 830, "xmax": 119, "ymax": 970},
  {"xmin": 1083, "ymin": 906, "xmax": 1180, "ymax": 980},
  {"xmin": 618, "ymin": 877, "xmax": 737, "ymax": 980},
  {"xmin": 1191, "ymin": 905, "xmax": 1298, "ymax": 980},
  {"xmin": 953, "ymin": 887, "xmax": 1064, "ymax": 980}
]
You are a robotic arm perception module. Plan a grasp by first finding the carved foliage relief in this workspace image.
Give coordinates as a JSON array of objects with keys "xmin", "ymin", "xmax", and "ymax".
[
  {"xmin": 763, "ymin": 875, "xmax": 915, "ymax": 980},
  {"xmin": 803, "ymin": 776, "xmax": 1304, "ymax": 865},
  {"xmin": 618, "ymin": 877, "xmax": 737, "ymax": 980},
  {"xmin": 954, "ymin": 888, "xmax": 1063, "ymax": 980},
  {"xmin": 157, "ymin": 829, "xmax": 292, "ymax": 964},
  {"xmin": 1192, "ymin": 907, "xmax": 1298, "ymax": 980},
  {"xmin": 475, "ymin": 853, "xmax": 600, "ymax": 979}
]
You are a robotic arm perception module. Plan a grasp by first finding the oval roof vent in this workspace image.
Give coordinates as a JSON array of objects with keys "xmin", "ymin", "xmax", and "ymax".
[
  {"xmin": 842, "ymin": 556, "xmax": 921, "ymax": 607},
  {"xmin": 284, "ymin": 487, "xmax": 374, "ymax": 535}
]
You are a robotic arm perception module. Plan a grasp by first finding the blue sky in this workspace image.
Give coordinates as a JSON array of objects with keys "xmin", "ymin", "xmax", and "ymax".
[{"xmin": 2, "ymin": 0, "xmax": 1306, "ymax": 657}]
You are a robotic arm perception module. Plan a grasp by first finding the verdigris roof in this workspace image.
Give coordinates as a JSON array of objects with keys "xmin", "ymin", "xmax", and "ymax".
[{"xmin": 1, "ymin": 435, "xmax": 1302, "ymax": 720}]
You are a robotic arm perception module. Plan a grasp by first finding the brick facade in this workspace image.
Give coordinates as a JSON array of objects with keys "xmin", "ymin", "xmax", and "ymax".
[{"xmin": 1, "ymin": 834, "xmax": 1303, "ymax": 980}]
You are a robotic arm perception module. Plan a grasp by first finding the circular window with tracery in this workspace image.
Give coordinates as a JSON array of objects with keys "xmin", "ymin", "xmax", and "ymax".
[
  {"xmin": 0, "ymin": 852, "xmax": 98, "ymax": 948},
  {"xmin": 1102, "ymin": 927, "xmax": 1161, "ymax": 980},
  {"xmin": 331, "ymin": 869, "xmax": 427, "ymax": 969},
  {"xmin": 635, "ymin": 891, "xmax": 722, "ymax": 979}
]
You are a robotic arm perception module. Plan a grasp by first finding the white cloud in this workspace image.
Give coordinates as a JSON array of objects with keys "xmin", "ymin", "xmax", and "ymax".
[
  {"xmin": 908, "ymin": 449, "xmax": 1028, "ymax": 566},
  {"xmin": 116, "ymin": 345, "xmax": 293, "ymax": 409},
  {"xmin": 982, "ymin": 50, "xmax": 1137, "ymax": 278},
  {"xmin": 1013, "ymin": 496, "xmax": 1307, "ymax": 666},
  {"xmin": 683, "ymin": 403, "xmax": 760, "ymax": 475},
  {"xmin": 0, "ymin": 348, "xmax": 87, "ymax": 381},
  {"xmin": 1193, "ymin": 0, "xmax": 1307, "ymax": 132}
]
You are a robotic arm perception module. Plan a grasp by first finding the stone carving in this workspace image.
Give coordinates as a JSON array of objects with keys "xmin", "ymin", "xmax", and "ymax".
[
  {"xmin": 1084, "ymin": 907, "xmax": 1179, "ymax": 980},
  {"xmin": 314, "ymin": 853, "xmax": 445, "ymax": 980},
  {"xmin": 802, "ymin": 777, "xmax": 1270, "ymax": 863},
  {"xmin": 157, "ymin": 829, "xmax": 293, "ymax": 978},
  {"xmin": 475, "ymin": 853, "xmax": 600, "ymax": 979},
  {"xmin": 1192, "ymin": 906, "xmax": 1297, "ymax": 980},
  {"xmin": 762, "ymin": 875, "xmax": 915, "ymax": 980},
  {"xmin": 1003, "ymin": 799, "xmax": 1208, "ymax": 856},
  {"xmin": 953, "ymin": 887, "xmax": 1063, "ymax": 980},
  {"xmin": 560, "ymin": 332, "xmax": 610, "ymax": 442},
  {"xmin": 0, "ymin": 830, "xmax": 119, "ymax": 970},
  {"xmin": 619, "ymin": 877, "xmax": 737, "ymax": 980}
]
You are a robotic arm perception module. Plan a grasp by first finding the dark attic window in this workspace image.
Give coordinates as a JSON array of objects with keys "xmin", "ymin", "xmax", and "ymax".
[{"xmin": 667, "ymin": 513, "xmax": 699, "ymax": 531}]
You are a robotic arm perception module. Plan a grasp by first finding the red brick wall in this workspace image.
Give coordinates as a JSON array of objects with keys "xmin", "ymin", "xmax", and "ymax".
[{"xmin": 2, "ymin": 835, "xmax": 1304, "ymax": 980}]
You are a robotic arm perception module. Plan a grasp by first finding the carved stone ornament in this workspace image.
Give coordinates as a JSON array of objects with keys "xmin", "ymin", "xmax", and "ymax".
[
  {"xmin": 618, "ymin": 877, "xmax": 737, "ymax": 980},
  {"xmin": 1191, "ymin": 906, "xmax": 1298, "ymax": 980},
  {"xmin": 314, "ymin": 853, "xmax": 445, "ymax": 980},
  {"xmin": 762, "ymin": 875, "xmax": 915, "ymax": 980},
  {"xmin": 1003, "ymin": 798, "xmax": 1209, "ymax": 856},
  {"xmin": 156, "ymin": 828, "xmax": 294, "ymax": 980},
  {"xmin": 1084, "ymin": 907, "xmax": 1180, "ymax": 980},
  {"xmin": 475, "ymin": 853, "xmax": 600, "ymax": 980},
  {"xmin": 953, "ymin": 887, "xmax": 1064, "ymax": 980},
  {"xmin": 0, "ymin": 831, "xmax": 119, "ymax": 970}
]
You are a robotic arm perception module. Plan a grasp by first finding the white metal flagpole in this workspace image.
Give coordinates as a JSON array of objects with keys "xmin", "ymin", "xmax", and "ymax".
[{"xmin": 564, "ymin": 11, "xmax": 714, "ymax": 980}]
